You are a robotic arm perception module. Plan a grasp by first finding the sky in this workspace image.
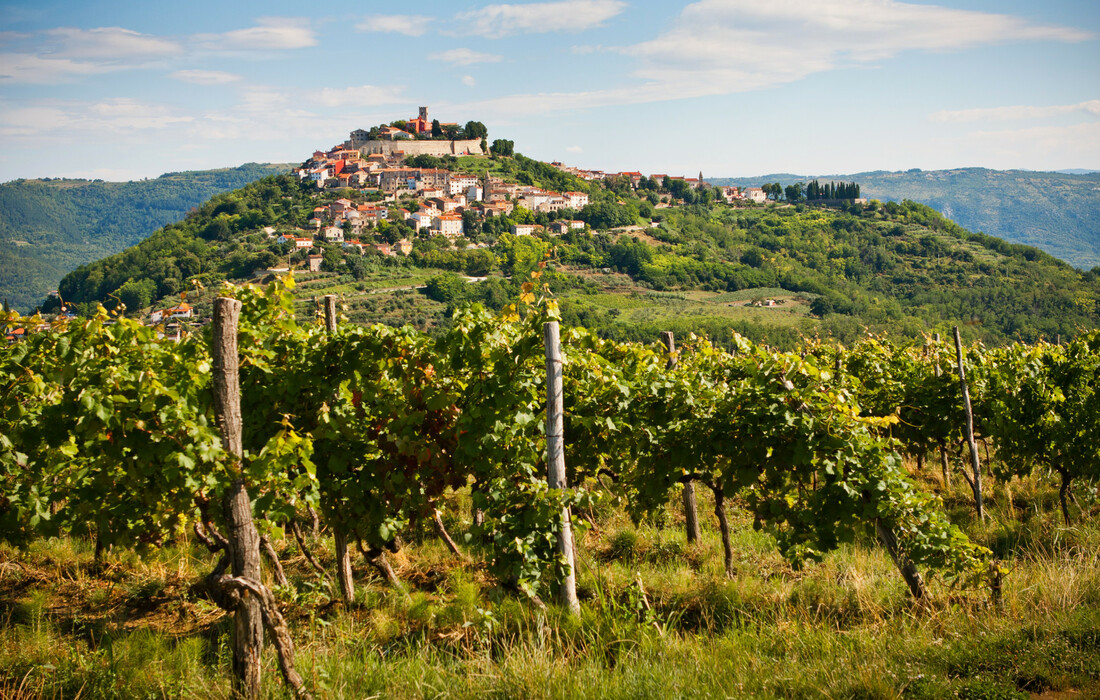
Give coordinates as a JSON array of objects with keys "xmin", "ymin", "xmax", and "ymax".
[{"xmin": 1, "ymin": 0, "xmax": 1098, "ymax": 182}]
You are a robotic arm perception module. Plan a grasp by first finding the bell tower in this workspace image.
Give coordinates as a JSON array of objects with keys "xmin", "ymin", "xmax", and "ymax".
[{"xmin": 419, "ymin": 106, "xmax": 428, "ymax": 122}]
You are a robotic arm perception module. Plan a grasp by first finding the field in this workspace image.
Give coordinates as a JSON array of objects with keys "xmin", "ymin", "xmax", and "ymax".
[
  {"xmin": 3, "ymin": 470, "xmax": 1098, "ymax": 699},
  {"xmin": 152, "ymin": 264, "xmax": 822, "ymax": 342}
]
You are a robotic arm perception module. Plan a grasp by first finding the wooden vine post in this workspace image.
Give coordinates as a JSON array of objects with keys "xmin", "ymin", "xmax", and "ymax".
[
  {"xmin": 661, "ymin": 331, "xmax": 700, "ymax": 544},
  {"xmin": 324, "ymin": 295, "xmax": 355, "ymax": 605},
  {"xmin": 932, "ymin": 333, "xmax": 951, "ymax": 488},
  {"xmin": 545, "ymin": 321, "xmax": 580, "ymax": 615},
  {"xmin": 212, "ymin": 297, "xmax": 264, "ymax": 699},
  {"xmin": 953, "ymin": 326, "xmax": 984, "ymax": 520}
]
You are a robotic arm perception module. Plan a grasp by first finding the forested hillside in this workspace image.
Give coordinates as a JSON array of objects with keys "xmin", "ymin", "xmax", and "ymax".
[
  {"xmin": 49, "ymin": 158, "xmax": 1100, "ymax": 348},
  {"xmin": 710, "ymin": 168, "xmax": 1100, "ymax": 270},
  {"xmin": 0, "ymin": 163, "xmax": 290, "ymax": 311}
]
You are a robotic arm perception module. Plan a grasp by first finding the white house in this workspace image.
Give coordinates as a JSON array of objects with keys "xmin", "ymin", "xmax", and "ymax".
[
  {"xmin": 449, "ymin": 175, "xmax": 479, "ymax": 196},
  {"xmin": 564, "ymin": 191, "xmax": 589, "ymax": 209},
  {"xmin": 408, "ymin": 211, "xmax": 433, "ymax": 229},
  {"xmin": 744, "ymin": 187, "xmax": 767, "ymax": 204}
]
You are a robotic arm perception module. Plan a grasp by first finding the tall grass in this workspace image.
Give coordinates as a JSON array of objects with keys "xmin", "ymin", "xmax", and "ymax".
[{"xmin": 1, "ymin": 473, "xmax": 1098, "ymax": 699}]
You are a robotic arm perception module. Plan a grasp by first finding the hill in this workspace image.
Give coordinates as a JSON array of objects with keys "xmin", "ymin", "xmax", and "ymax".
[
  {"xmin": 0, "ymin": 163, "xmax": 291, "ymax": 312},
  {"xmin": 46, "ymin": 152, "xmax": 1100, "ymax": 349},
  {"xmin": 709, "ymin": 168, "xmax": 1100, "ymax": 270}
]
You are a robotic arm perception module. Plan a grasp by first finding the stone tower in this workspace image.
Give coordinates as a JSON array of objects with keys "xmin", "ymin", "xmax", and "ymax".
[{"xmin": 419, "ymin": 106, "xmax": 429, "ymax": 122}]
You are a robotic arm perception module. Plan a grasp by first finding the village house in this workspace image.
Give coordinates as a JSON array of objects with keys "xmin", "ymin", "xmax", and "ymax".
[
  {"xmin": 379, "ymin": 126, "xmax": 412, "ymax": 140},
  {"xmin": 308, "ymin": 254, "xmax": 324, "ymax": 272},
  {"xmin": 564, "ymin": 191, "xmax": 589, "ymax": 209},
  {"xmin": 277, "ymin": 234, "xmax": 314, "ymax": 249},
  {"xmin": 744, "ymin": 187, "xmax": 767, "ymax": 204},
  {"xmin": 432, "ymin": 213, "xmax": 464, "ymax": 238},
  {"xmin": 165, "ymin": 303, "xmax": 193, "ymax": 319},
  {"xmin": 448, "ymin": 174, "xmax": 479, "ymax": 196},
  {"xmin": 408, "ymin": 211, "xmax": 434, "ymax": 230},
  {"xmin": 322, "ymin": 226, "xmax": 344, "ymax": 243},
  {"xmin": 395, "ymin": 239, "xmax": 414, "ymax": 256},
  {"xmin": 511, "ymin": 223, "xmax": 541, "ymax": 236}
]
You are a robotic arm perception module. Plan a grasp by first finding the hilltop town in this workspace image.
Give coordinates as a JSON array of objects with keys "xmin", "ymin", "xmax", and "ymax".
[
  {"xmin": 287, "ymin": 106, "xmax": 826, "ymax": 253},
  {"xmin": 18, "ymin": 108, "xmax": 886, "ymax": 342}
]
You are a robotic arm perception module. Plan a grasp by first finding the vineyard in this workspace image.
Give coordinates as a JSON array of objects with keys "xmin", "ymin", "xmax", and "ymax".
[{"xmin": 2, "ymin": 275, "xmax": 1099, "ymax": 699}]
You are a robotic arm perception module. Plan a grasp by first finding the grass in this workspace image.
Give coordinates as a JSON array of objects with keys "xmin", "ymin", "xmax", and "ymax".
[{"xmin": 3, "ymin": 473, "xmax": 1098, "ymax": 699}]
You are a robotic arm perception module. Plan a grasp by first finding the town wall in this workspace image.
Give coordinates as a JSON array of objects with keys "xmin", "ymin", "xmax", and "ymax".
[{"xmin": 354, "ymin": 138, "xmax": 484, "ymax": 157}]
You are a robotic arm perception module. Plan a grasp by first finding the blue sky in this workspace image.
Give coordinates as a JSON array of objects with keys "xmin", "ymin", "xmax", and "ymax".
[{"xmin": 1, "ymin": 0, "xmax": 1097, "ymax": 181}]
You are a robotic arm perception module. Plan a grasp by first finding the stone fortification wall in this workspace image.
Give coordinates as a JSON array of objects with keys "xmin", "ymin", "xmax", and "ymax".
[{"xmin": 354, "ymin": 138, "xmax": 484, "ymax": 157}]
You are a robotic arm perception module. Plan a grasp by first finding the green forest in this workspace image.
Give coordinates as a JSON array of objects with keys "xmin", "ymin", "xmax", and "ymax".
[
  {"xmin": 0, "ymin": 163, "xmax": 290, "ymax": 312},
  {"xmin": 710, "ymin": 168, "xmax": 1100, "ymax": 270}
]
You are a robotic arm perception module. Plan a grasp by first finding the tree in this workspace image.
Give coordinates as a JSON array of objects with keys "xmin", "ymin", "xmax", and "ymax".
[
  {"xmin": 431, "ymin": 119, "xmax": 443, "ymax": 138},
  {"xmin": 490, "ymin": 139, "xmax": 514, "ymax": 157},
  {"xmin": 464, "ymin": 121, "xmax": 488, "ymax": 140},
  {"xmin": 424, "ymin": 272, "xmax": 467, "ymax": 303},
  {"xmin": 496, "ymin": 233, "xmax": 548, "ymax": 277},
  {"xmin": 115, "ymin": 278, "xmax": 156, "ymax": 313},
  {"xmin": 578, "ymin": 202, "xmax": 636, "ymax": 230},
  {"xmin": 464, "ymin": 249, "xmax": 495, "ymax": 276},
  {"xmin": 784, "ymin": 183, "xmax": 804, "ymax": 203},
  {"xmin": 608, "ymin": 236, "xmax": 654, "ymax": 277}
]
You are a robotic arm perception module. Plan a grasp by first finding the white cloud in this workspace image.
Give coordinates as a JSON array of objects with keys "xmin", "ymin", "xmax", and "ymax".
[
  {"xmin": 44, "ymin": 26, "xmax": 182, "ymax": 58},
  {"xmin": 356, "ymin": 15, "xmax": 433, "ymax": 37},
  {"xmin": 566, "ymin": 145, "xmax": 583, "ymax": 153},
  {"xmin": 429, "ymin": 48, "xmax": 503, "ymax": 66},
  {"xmin": 170, "ymin": 69, "xmax": 241, "ymax": 85},
  {"xmin": 461, "ymin": 75, "xmax": 477, "ymax": 87},
  {"xmin": 458, "ymin": 0, "xmax": 1092, "ymax": 117},
  {"xmin": 2, "ymin": 18, "xmax": 316, "ymax": 84},
  {"xmin": 0, "ymin": 52, "xmax": 115, "ymax": 83},
  {"xmin": 198, "ymin": 18, "xmax": 316, "ymax": 50},
  {"xmin": 0, "ymin": 26, "xmax": 181, "ymax": 83},
  {"xmin": 930, "ymin": 100, "xmax": 1100, "ymax": 124},
  {"xmin": 313, "ymin": 85, "xmax": 407, "ymax": 108},
  {"xmin": 86, "ymin": 98, "xmax": 194, "ymax": 130},
  {"xmin": 0, "ymin": 103, "xmax": 72, "ymax": 135},
  {"xmin": 457, "ymin": 0, "xmax": 626, "ymax": 39},
  {"xmin": 0, "ymin": 98, "xmax": 192, "ymax": 136},
  {"xmin": 624, "ymin": 0, "xmax": 1092, "ymax": 99}
]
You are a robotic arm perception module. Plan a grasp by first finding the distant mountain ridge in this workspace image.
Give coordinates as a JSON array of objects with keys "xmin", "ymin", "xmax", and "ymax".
[
  {"xmin": 708, "ymin": 168, "xmax": 1100, "ymax": 270},
  {"xmin": 0, "ymin": 163, "xmax": 291, "ymax": 311}
]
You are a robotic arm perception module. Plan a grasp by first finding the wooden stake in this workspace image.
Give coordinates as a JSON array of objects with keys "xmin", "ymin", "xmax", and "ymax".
[
  {"xmin": 712, "ymin": 485, "xmax": 734, "ymax": 579},
  {"xmin": 953, "ymin": 327, "xmax": 984, "ymax": 520},
  {"xmin": 545, "ymin": 321, "xmax": 580, "ymax": 615},
  {"xmin": 932, "ymin": 333, "xmax": 952, "ymax": 488},
  {"xmin": 212, "ymin": 297, "xmax": 264, "ymax": 699},
  {"xmin": 661, "ymin": 331, "xmax": 700, "ymax": 544},
  {"xmin": 324, "ymin": 294, "xmax": 355, "ymax": 605}
]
